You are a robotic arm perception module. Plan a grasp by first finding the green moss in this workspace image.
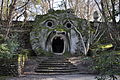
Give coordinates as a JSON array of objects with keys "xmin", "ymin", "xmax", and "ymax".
[
  {"xmin": 63, "ymin": 52, "xmax": 72, "ymax": 58},
  {"xmin": 36, "ymin": 48, "xmax": 53, "ymax": 56},
  {"xmin": 31, "ymin": 9, "xmax": 91, "ymax": 56},
  {"xmin": 34, "ymin": 9, "xmax": 85, "ymax": 27},
  {"xmin": 98, "ymin": 44, "xmax": 113, "ymax": 49},
  {"xmin": 35, "ymin": 16, "xmax": 57, "ymax": 24},
  {"xmin": 55, "ymin": 28, "xmax": 65, "ymax": 31}
]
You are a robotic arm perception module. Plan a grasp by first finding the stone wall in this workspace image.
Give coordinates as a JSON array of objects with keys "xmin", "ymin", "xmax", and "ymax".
[{"xmin": 0, "ymin": 21, "xmax": 34, "ymax": 52}]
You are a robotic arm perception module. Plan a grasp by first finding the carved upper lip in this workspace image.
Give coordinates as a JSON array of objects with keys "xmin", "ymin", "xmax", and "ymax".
[
  {"xmin": 51, "ymin": 35, "xmax": 65, "ymax": 43},
  {"xmin": 52, "ymin": 31, "xmax": 66, "ymax": 35},
  {"xmin": 54, "ymin": 36, "xmax": 64, "ymax": 40}
]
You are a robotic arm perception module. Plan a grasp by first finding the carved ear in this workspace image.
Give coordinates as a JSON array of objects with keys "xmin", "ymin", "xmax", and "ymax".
[{"xmin": 48, "ymin": 9, "xmax": 55, "ymax": 13}]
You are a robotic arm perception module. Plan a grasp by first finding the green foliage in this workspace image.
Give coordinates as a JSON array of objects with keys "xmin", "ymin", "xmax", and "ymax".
[
  {"xmin": 81, "ymin": 56, "xmax": 93, "ymax": 61},
  {"xmin": 90, "ymin": 43, "xmax": 113, "ymax": 55},
  {"xmin": 91, "ymin": 51, "xmax": 120, "ymax": 80},
  {"xmin": 0, "ymin": 34, "xmax": 4, "ymax": 43},
  {"xmin": 6, "ymin": 34, "xmax": 19, "ymax": 54},
  {"xmin": 0, "ymin": 34, "xmax": 19, "ymax": 59},
  {"xmin": 98, "ymin": 44, "xmax": 113, "ymax": 49},
  {"xmin": 20, "ymin": 49, "xmax": 31, "ymax": 60},
  {"xmin": 18, "ymin": 54, "xmax": 27, "ymax": 67},
  {"xmin": 0, "ymin": 43, "xmax": 11, "ymax": 59},
  {"xmin": 64, "ymin": 52, "xmax": 72, "ymax": 58}
]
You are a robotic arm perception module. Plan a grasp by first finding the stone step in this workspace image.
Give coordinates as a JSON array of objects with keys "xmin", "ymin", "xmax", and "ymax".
[
  {"xmin": 36, "ymin": 60, "xmax": 68, "ymax": 63},
  {"xmin": 38, "ymin": 62, "xmax": 72, "ymax": 65},
  {"xmin": 47, "ymin": 58, "xmax": 67, "ymax": 61},
  {"xmin": 34, "ymin": 56, "xmax": 79, "ymax": 74},
  {"xmin": 37, "ymin": 56, "xmax": 64, "ymax": 59},
  {"xmin": 37, "ymin": 65, "xmax": 73, "ymax": 67},
  {"xmin": 36, "ymin": 66, "xmax": 78, "ymax": 69},
  {"xmin": 32, "ymin": 72, "xmax": 81, "ymax": 75},
  {"xmin": 41, "ymin": 60, "xmax": 69, "ymax": 63},
  {"xmin": 38, "ymin": 63, "xmax": 75, "ymax": 67},
  {"xmin": 35, "ymin": 69, "xmax": 79, "ymax": 73},
  {"xmin": 36, "ymin": 57, "xmax": 67, "ymax": 63}
]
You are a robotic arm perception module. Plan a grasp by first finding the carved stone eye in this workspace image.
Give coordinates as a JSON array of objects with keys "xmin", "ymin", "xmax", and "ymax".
[
  {"xmin": 65, "ymin": 22, "xmax": 72, "ymax": 28},
  {"xmin": 46, "ymin": 20, "xmax": 53, "ymax": 27}
]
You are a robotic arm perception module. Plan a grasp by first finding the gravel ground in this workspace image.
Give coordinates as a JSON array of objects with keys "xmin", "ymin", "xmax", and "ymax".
[
  {"xmin": 6, "ymin": 74, "xmax": 97, "ymax": 80},
  {"xmin": 6, "ymin": 74, "xmax": 120, "ymax": 80}
]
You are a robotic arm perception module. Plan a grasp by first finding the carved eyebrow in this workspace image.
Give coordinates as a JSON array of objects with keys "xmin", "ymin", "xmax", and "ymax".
[
  {"xmin": 41, "ymin": 18, "xmax": 57, "ymax": 25},
  {"xmin": 42, "ymin": 15, "xmax": 58, "ymax": 20}
]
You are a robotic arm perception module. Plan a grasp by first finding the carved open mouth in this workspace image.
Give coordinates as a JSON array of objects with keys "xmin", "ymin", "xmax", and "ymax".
[{"xmin": 52, "ymin": 36, "xmax": 64, "ymax": 53}]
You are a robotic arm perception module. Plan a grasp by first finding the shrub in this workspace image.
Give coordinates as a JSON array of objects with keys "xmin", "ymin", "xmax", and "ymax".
[
  {"xmin": 0, "ymin": 33, "xmax": 20, "ymax": 59},
  {"xmin": 91, "ymin": 51, "xmax": 120, "ymax": 80},
  {"xmin": 0, "ymin": 43, "xmax": 14, "ymax": 59}
]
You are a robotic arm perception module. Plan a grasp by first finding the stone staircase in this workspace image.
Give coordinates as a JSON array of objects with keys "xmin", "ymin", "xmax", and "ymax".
[{"xmin": 35, "ymin": 56, "xmax": 80, "ymax": 74}]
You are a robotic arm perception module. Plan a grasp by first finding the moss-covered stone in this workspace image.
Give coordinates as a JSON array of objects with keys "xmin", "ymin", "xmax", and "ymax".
[{"xmin": 30, "ymin": 9, "xmax": 89, "ymax": 56}]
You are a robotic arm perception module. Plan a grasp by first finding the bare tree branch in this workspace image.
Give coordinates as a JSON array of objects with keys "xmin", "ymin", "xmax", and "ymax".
[
  {"xmin": 5, "ymin": 0, "xmax": 17, "ymax": 40},
  {"xmin": 15, "ymin": 0, "xmax": 30, "ymax": 11}
]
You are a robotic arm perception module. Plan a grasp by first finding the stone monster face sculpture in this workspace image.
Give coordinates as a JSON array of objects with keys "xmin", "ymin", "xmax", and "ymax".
[{"xmin": 30, "ymin": 9, "xmax": 86, "ymax": 55}]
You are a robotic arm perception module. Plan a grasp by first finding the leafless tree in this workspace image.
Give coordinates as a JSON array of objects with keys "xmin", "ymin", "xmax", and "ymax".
[
  {"xmin": 67, "ymin": 0, "xmax": 96, "ymax": 20},
  {"xmin": 0, "ymin": 0, "xmax": 30, "ymax": 39},
  {"xmin": 94, "ymin": 0, "xmax": 120, "ymax": 49}
]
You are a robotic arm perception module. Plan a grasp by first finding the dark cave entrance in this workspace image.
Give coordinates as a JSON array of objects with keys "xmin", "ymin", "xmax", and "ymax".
[{"xmin": 52, "ymin": 36, "xmax": 64, "ymax": 53}]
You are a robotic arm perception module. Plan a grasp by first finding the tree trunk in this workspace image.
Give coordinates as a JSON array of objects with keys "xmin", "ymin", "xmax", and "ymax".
[
  {"xmin": 111, "ymin": 0, "xmax": 116, "ymax": 25},
  {"xmin": 119, "ymin": 0, "xmax": 120, "ymax": 22},
  {"xmin": 5, "ymin": 0, "xmax": 17, "ymax": 40},
  {"xmin": 0, "ymin": 0, "xmax": 4, "ymax": 20}
]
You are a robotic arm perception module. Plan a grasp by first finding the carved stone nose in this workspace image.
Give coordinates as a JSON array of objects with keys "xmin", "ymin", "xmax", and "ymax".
[
  {"xmin": 53, "ymin": 31, "xmax": 56, "ymax": 34},
  {"xmin": 61, "ymin": 32, "xmax": 65, "ymax": 34},
  {"xmin": 57, "ymin": 31, "xmax": 66, "ymax": 35},
  {"xmin": 53, "ymin": 31, "xmax": 66, "ymax": 35}
]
